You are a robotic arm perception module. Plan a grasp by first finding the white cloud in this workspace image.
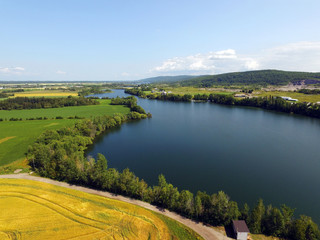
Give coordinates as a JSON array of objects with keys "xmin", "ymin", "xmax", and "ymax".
[
  {"xmin": 0, "ymin": 66, "xmax": 25, "ymax": 74},
  {"xmin": 121, "ymin": 72, "xmax": 130, "ymax": 77},
  {"xmin": 56, "ymin": 70, "xmax": 66, "ymax": 75},
  {"xmin": 14, "ymin": 67, "xmax": 25, "ymax": 71},
  {"xmin": 151, "ymin": 42, "xmax": 320, "ymax": 75},
  {"xmin": 152, "ymin": 49, "xmax": 258, "ymax": 75}
]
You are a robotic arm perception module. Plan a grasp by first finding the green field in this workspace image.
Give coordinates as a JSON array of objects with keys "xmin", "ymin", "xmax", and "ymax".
[
  {"xmin": 0, "ymin": 179, "xmax": 202, "ymax": 240},
  {"xmin": 0, "ymin": 99, "xmax": 129, "ymax": 120},
  {"xmin": 160, "ymin": 87, "xmax": 234, "ymax": 96},
  {"xmin": 0, "ymin": 100, "xmax": 130, "ymax": 171},
  {"xmin": 254, "ymin": 91, "xmax": 320, "ymax": 103}
]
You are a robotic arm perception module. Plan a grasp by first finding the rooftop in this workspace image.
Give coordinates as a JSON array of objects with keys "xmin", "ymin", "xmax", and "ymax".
[{"xmin": 232, "ymin": 220, "xmax": 250, "ymax": 233}]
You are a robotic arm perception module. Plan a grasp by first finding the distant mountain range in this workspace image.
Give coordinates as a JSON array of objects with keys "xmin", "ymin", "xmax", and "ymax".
[{"xmin": 138, "ymin": 70, "xmax": 320, "ymax": 87}]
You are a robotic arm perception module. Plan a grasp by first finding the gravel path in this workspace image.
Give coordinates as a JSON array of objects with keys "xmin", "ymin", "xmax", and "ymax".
[{"xmin": 0, "ymin": 173, "xmax": 232, "ymax": 240}]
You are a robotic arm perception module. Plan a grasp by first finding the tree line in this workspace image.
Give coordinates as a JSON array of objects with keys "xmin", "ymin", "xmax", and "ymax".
[
  {"xmin": 27, "ymin": 98, "xmax": 319, "ymax": 240},
  {"xmin": 209, "ymin": 94, "xmax": 320, "ymax": 119},
  {"xmin": 125, "ymin": 88, "xmax": 320, "ymax": 119},
  {"xmin": 125, "ymin": 88, "xmax": 193, "ymax": 102},
  {"xmin": 0, "ymin": 96, "xmax": 99, "ymax": 110},
  {"xmin": 110, "ymin": 96, "xmax": 151, "ymax": 117},
  {"xmin": 298, "ymin": 89, "xmax": 320, "ymax": 95}
]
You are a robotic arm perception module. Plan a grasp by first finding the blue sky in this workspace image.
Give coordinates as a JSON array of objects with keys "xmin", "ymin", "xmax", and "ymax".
[{"xmin": 1, "ymin": 0, "xmax": 320, "ymax": 81}]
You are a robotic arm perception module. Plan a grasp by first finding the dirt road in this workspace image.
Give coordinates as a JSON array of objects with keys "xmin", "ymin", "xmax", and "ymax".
[{"xmin": 0, "ymin": 173, "xmax": 232, "ymax": 240}]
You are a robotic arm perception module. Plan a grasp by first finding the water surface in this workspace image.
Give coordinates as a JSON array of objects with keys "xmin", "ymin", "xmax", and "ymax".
[{"xmin": 87, "ymin": 90, "xmax": 320, "ymax": 223}]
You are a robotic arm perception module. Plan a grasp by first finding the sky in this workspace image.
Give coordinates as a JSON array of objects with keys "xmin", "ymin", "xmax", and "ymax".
[{"xmin": 1, "ymin": 0, "xmax": 320, "ymax": 81}]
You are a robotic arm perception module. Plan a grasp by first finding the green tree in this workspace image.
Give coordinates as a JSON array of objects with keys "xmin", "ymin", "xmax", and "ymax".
[{"xmin": 250, "ymin": 199, "xmax": 265, "ymax": 234}]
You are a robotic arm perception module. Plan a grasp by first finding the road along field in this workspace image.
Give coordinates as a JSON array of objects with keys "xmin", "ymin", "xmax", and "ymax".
[
  {"xmin": 0, "ymin": 178, "xmax": 203, "ymax": 240},
  {"xmin": 0, "ymin": 99, "xmax": 130, "ymax": 171}
]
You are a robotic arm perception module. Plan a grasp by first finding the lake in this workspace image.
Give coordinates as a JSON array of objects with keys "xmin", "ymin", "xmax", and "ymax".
[{"xmin": 87, "ymin": 89, "xmax": 320, "ymax": 223}]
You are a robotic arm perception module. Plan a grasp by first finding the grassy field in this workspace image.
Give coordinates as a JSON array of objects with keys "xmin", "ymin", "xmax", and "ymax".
[
  {"xmin": 0, "ymin": 99, "xmax": 129, "ymax": 120},
  {"xmin": 0, "ymin": 179, "xmax": 202, "ymax": 240},
  {"xmin": 12, "ymin": 90, "xmax": 78, "ymax": 97},
  {"xmin": 0, "ymin": 100, "xmax": 130, "ymax": 170},
  {"xmin": 161, "ymin": 87, "xmax": 234, "ymax": 96},
  {"xmin": 254, "ymin": 91, "xmax": 320, "ymax": 103},
  {"xmin": 0, "ymin": 119, "xmax": 76, "ymax": 168}
]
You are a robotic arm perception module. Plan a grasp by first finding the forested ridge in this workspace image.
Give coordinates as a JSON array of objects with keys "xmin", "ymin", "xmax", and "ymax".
[
  {"xmin": 172, "ymin": 70, "xmax": 320, "ymax": 87},
  {"xmin": 27, "ymin": 97, "xmax": 320, "ymax": 240},
  {"xmin": 0, "ymin": 96, "xmax": 99, "ymax": 110}
]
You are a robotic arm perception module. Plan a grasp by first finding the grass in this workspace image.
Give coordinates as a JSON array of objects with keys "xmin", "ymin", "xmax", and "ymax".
[
  {"xmin": 254, "ymin": 91, "xmax": 320, "ymax": 103},
  {"xmin": 0, "ymin": 99, "xmax": 129, "ymax": 120},
  {"xmin": 250, "ymin": 234, "xmax": 280, "ymax": 240},
  {"xmin": 161, "ymin": 87, "xmax": 234, "ymax": 96},
  {"xmin": 0, "ymin": 99, "xmax": 130, "ymax": 169},
  {"xmin": 0, "ymin": 179, "xmax": 202, "ymax": 240},
  {"xmin": 0, "ymin": 119, "xmax": 76, "ymax": 168}
]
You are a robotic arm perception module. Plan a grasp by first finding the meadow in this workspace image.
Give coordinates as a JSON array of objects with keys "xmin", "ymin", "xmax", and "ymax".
[
  {"xmin": 254, "ymin": 91, "xmax": 320, "ymax": 103},
  {"xmin": 163, "ymin": 87, "xmax": 234, "ymax": 96},
  {"xmin": 0, "ymin": 100, "xmax": 130, "ymax": 171},
  {"xmin": 0, "ymin": 99, "xmax": 129, "ymax": 120},
  {"xmin": 0, "ymin": 179, "xmax": 202, "ymax": 240}
]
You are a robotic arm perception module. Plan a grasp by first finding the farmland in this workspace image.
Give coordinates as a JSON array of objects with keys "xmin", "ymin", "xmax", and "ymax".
[
  {"xmin": 254, "ymin": 91, "xmax": 320, "ymax": 103},
  {"xmin": 0, "ymin": 178, "xmax": 202, "ymax": 240},
  {"xmin": 0, "ymin": 99, "xmax": 129, "ymax": 120},
  {"xmin": 12, "ymin": 90, "xmax": 78, "ymax": 97},
  {"xmin": 156, "ymin": 86, "xmax": 234, "ymax": 96},
  {"xmin": 0, "ymin": 99, "xmax": 130, "ymax": 171}
]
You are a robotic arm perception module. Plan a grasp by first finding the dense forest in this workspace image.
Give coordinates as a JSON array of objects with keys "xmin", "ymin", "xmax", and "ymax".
[
  {"xmin": 27, "ymin": 98, "xmax": 320, "ymax": 240},
  {"xmin": 171, "ymin": 70, "xmax": 320, "ymax": 87},
  {"xmin": 0, "ymin": 96, "xmax": 99, "ymax": 110}
]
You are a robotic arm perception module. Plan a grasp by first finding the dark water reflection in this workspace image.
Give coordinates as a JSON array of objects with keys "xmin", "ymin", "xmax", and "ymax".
[{"xmin": 87, "ymin": 90, "xmax": 320, "ymax": 223}]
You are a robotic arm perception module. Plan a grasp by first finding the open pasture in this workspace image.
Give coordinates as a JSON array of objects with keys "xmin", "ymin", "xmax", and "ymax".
[
  {"xmin": 0, "ymin": 179, "xmax": 201, "ymax": 240},
  {"xmin": 0, "ymin": 99, "xmax": 129, "ymax": 120},
  {"xmin": 254, "ymin": 91, "xmax": 320, "ymax": 103},
  {"xmin": 163, "ymin": 87, "xmax": 235, "ymax": 96},
  {"xmin": 0, "ymin": 119, "xmax": 76, "ymax": 168},
  {"xmin": 0, "ymin": 100, "xmax": 130, "ymax": 169}
]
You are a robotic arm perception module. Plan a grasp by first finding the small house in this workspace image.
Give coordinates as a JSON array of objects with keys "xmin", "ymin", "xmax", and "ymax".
[{"xmin": 232, "ymin": 220, "xmax": 250, "ymax": 240}]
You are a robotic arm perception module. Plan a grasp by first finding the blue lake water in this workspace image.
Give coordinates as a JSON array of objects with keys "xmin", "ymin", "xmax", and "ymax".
[{"xmin": 87, "ymin": 90, "xmax": 320, "ymax": 223}]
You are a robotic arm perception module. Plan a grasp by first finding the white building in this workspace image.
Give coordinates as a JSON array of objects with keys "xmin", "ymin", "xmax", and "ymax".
[
  {"xmin": 232, "ymin": 220, "xmax": 250, "ymax": 240},
  {"xmin": 281, "ymin": 96, "xmax": 298, "ymax": 102}
]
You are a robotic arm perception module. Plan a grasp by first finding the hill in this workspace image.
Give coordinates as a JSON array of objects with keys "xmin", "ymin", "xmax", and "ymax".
[
  {"xmin": 137, "ymin": 75, "xmax": 199, "ymax": 84},
  {"xmin": 169, "ymin": 70, "xmax": 320, "ymax": 87}
]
